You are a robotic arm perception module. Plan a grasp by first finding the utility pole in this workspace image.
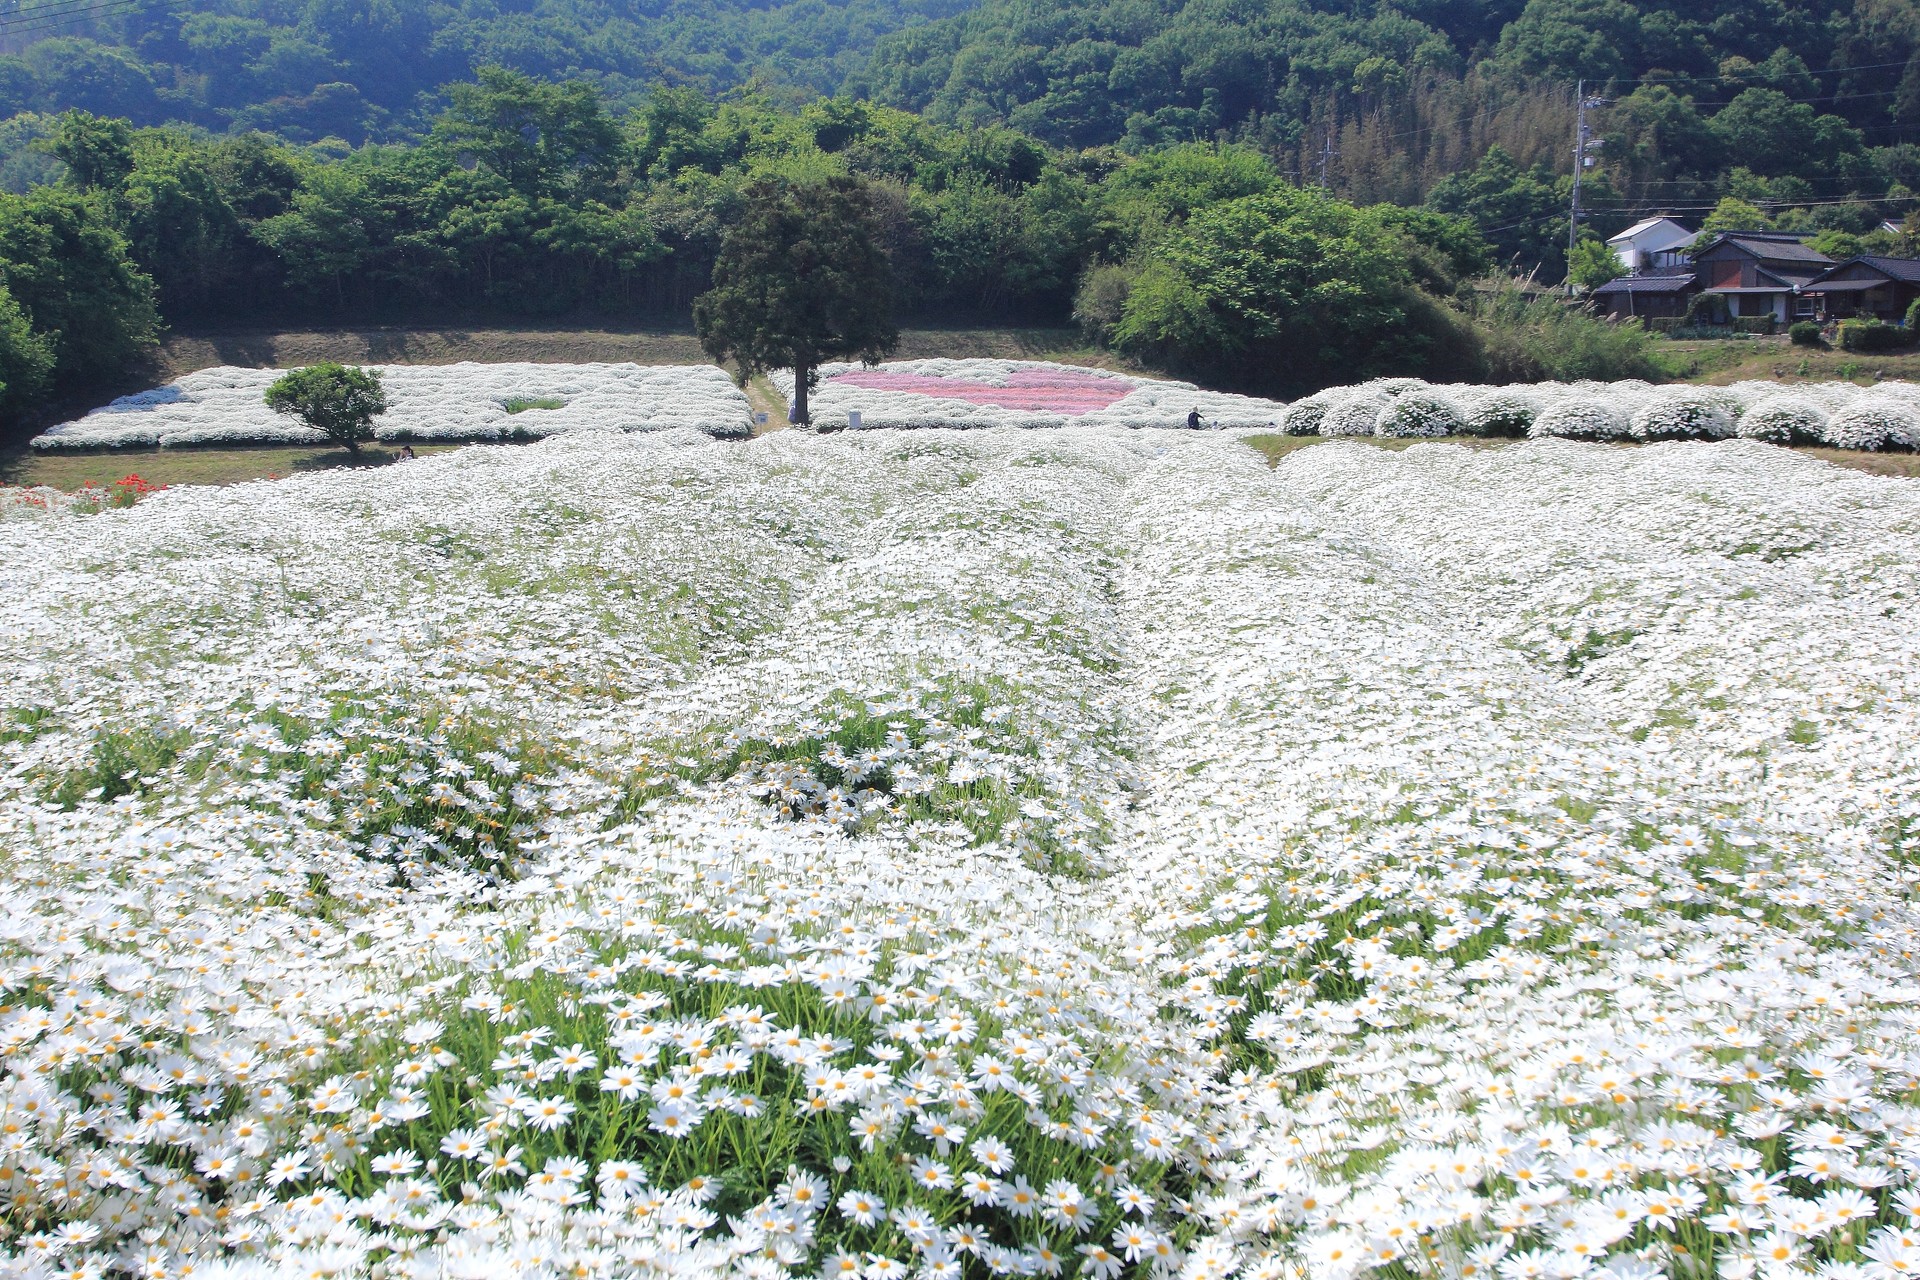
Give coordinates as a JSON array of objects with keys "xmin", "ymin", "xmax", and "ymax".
[
  {"xmin": 1567, "ymin": 81, "xmax": 1607, "ymax": 294},
  {"xmin": 1316, "ymin": 129, "xmax": 1339, "ymax": 191}
]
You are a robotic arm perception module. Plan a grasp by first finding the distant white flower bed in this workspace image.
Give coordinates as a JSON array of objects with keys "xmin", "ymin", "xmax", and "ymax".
[
  {"xmin": 1284, "ymin": 375, "xmax": 1920, "ymax": 451},
  {"xmin": 773, "ymin": 358, "xmax": 1290, "ymax": 429},
  {"xmin": 38, "ymin": 357, "xmax": 1920, "ymax": 458},
  {"xmin": 771, "ymin": 361, "xmax": 1920, "ymax": 453},
  {"xmin": 31, "ymin": 362, "xmax": 753, "ymax": 450}
]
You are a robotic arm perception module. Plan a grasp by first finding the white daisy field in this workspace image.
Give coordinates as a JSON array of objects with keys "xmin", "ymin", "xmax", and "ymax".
[
  {"xmin": 4, "ymin": 388, "xmax": 1920, "ymax": 1280},
  {"xmin": 31, "ymin": 363, "xmax": 754, "ymax": 450}
]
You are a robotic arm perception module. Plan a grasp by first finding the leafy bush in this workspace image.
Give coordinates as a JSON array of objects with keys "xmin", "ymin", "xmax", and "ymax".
[
  {"xmin": 1823, "ymin": 399, "xmax": 1920, "ymax": 451},
  {"xmin": 1530, "ymin": 400, "xmax": 1630, "ymax": 441},
  {"xmin": 1731, "ymin": 316, "xmax": 1776, "ymax": 335},
  {"xmin": 1468, "ymin": 280, "xmax": 1661, "ymax": 383},
  {"xmin": 1464, "ymin": 390, "xmax": 1540, "ymax": 437},
  {"xmin": 1686, "ymin": 293, "xmax": 1726, "ymax": 327},
  {"xmin": 1907, "ymin": 298, "xmax": 1920, "ymax": 331},
  {"xmin": 1838, "ymin": 321, "xmax": 1914, "ymax": 353},
  {"xmin": 263, "ymin": 362, "xmax": 389, "ymax": 455},
  {"xmin": 1789, "ymin": 321, "xmax": 1822, "ymax": 346},
  {"xmin": 1737, "ymin": 397, "xmax": 1827, "ymax": 444},
  {"xmin": 1071, "ymin": 263, "xmax": 1134, "ymax": 343},
  {"xmin": 1376, "ymin": 391, "xmax": 1464, "ymax": 438},
  {"xmin": 1629, "ymin": 392, "xmax": 1737, "ymax": 441}
]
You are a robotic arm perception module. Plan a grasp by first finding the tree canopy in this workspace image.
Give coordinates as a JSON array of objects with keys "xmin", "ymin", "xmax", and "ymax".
[
  {"xmin": 263, "ymin": 362, "xmax": 388, "ymax": 453},
  {"xmin": 694, "ymin": 176, "xmax": 899, "ymax": 424}
]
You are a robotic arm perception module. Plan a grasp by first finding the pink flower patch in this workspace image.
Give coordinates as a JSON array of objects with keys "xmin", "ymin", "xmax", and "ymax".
[{"xmin": 828, "ymin": 369, "xmax": 1134, "ymax": 414}]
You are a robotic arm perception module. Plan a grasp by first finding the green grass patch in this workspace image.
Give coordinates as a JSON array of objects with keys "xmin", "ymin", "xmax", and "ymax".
[
  {"xmin": 503, "ymin": 397, "xmax": 568, "ymax": 413},
  {"xmin": 612, "ymin": 679, "xmax": 1106, "ymax": 877}
]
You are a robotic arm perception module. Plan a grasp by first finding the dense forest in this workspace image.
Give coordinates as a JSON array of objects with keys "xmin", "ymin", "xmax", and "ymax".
[
  {"xmin": 1, "ymin": 0, "xmax": 1915, "ymax": 212},
  {"xmin": 0, "ymin": 0, "xmax": 1917, "ymax": 431}
]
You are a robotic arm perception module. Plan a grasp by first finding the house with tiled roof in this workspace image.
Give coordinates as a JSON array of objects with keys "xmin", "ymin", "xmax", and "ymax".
[
  {"xmin": 1688, "ymin": 231, "xmax": 1834, "ymax": 325},
  {"xmin": 1800, "ymin": 256, "xmax": 1920, "ymax": 323},
  {"xmin": 1590, "ymin": 271, "xmax": 1698, "ymax": 320}
]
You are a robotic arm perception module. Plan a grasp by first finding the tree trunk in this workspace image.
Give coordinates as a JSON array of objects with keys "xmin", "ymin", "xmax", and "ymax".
[{"xmin": 793, "ymin": 364, "xmax": 811, "ymax": 426}]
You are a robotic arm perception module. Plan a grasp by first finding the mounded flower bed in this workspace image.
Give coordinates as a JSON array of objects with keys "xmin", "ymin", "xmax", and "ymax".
[
  {"xmin": 31, "ymin": 362, "xmax": 754, "ymax": 450},
  {"xmin": 4, "ymin": 425, "xmax": 1920, "ymax": 1279}
]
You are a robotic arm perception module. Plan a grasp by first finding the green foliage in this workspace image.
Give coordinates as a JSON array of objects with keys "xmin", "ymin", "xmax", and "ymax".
[
  {"xmin": 434, "ymin": 67, "xmax": 622, "ymax": 199},
  {"xmin": 1424, "ymin": 147, "xmax": 1567, "ymax": 281},
  {"xmin": 45, "ymin": 108, "xmax": 132, "ymax": 189},
  {"xmin": 1071, "ymin": 264, "xmax": 1132, "ymax": 343},
  {"xmin": 503, "ymin": 397, "xmax": 566, "ymax": 413},
  {"xmin": 0, "ymin": 281, "xmax": 54, "ymax": 422},
  {"xmin": 694, "ymin": 176, "xmax": 899, "ymax": 424},
  {"xmin": 263, "ymin": 361, "xmax": 388, "ymax": 454},
  {"xmin": 1100, "ymin": 180, "xmax": 1487, "ymax": 396},
  {"xmin": 0, "ymin": 0, "xmax": 1897, "ymax": 313},
  {"xmin": 0, "ymin": 185, "xmax": 157, "ymax": 393},
  {"xmin": 1567, "ymin": 236, "xmax": 1626, "ymax": 292},
  {"xmin": 1699, "ymin": 197, "xmax": 1771, "ymax": 236},
  {"xmin": 1906, "ymin": 298, "xmax": 1920, "ymax": 331},
  {"xmin": 1789, "ymin": 321, "xmax": 1822, "ymax": 347},
  {"xmin": 1807, "ymin": 229, "xmax": 1865, "ymax": 262},
  {"xmin": 46, "ymin": 725, "xmax": 192, "ymax": 809},
  {"xmin": 1467, "ymin": 278, "xmax": 1661, "ymax": 383},
  {"xmin": 1838, "ymin": 320, "xmax": 1915, "ymax": 353}
]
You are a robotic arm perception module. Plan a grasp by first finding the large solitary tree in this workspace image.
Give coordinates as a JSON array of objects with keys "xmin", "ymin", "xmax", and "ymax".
[
  {"xmin": 694, "ymin": 175, "xmax": 897, "ymax": 426},
  {"xmin": 264, "ymin": 362, "xmax": 388, "ymax": 456}
]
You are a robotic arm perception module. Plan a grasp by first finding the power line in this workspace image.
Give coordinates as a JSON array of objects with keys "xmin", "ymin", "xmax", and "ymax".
[
  {"xmin": 0, "ymin": 0, "xmax": 147, "ymax": 37},
  {"xmin": 1610, "ymin": 58, "xmax": 1915, "ymax": 88},
  {"xmin": 0, "ymin": 0, "xmax": 157, "ymax": 23},
  {"xmin": 0, "ymin": 0, "xmax": 144, "ymax": 30},
  {"xmin": 1586, "ymin": 193, "xmax": 1920, "ymax": 214},
  {"xmin": 1677, "ymin": 87, "xmax": 1907, "ymax": 110}
]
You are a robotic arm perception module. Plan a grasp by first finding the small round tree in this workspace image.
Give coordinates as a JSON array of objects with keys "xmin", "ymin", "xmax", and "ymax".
[
  {"xmin": 263, "ymin": 363, "xmax": 388, "ymax": 457},
  {"xmin": 694, "ymin": 175, "xmax": 898, "ymax": 427}
]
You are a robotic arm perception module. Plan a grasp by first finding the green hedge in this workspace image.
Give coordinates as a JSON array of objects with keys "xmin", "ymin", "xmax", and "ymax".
[{"xmin": 1838, "ymin": 320, "xmax": 1916, "ymax": 352}]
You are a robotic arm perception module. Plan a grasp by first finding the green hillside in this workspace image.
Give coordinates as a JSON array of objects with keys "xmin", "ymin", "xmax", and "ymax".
[{"xmin": 0, "ymin": 0, "xmax": 1917, "ymax": 438}]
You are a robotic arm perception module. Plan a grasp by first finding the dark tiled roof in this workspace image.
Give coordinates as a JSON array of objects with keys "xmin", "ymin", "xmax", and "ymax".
[
  {"xmin": 1802, "ymin": 256, "xmax": 1920, "ymax": 289},
  {"xmin": 1593, "ymin": 274, "xmax": 1696, "ymax": 294},
  {"xmin": 1859, "ymin": 256, "xmax": 1920, "ymax": 283},
  {"xmin": 1714, "ymin": 235, "xmax": 1834, "ymax": 266}
]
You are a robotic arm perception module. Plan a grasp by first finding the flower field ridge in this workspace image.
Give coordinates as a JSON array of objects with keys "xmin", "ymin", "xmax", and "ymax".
[
  {"xmin": 31, "ymin": 363, "xmax": 754, "ymax": 451},
  {"xmin": 3, "ymin": 428, "xmax": 1920, "ymax": 1280}
]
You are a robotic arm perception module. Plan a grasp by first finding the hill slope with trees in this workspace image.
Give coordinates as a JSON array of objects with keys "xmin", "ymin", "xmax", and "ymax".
[{"xmin": 2, "ymin": 0, "xmax": 1915, "ymax": 208}]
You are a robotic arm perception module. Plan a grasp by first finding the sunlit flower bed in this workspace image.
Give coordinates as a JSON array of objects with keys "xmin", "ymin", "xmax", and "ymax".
[
  {"xmin": 3, "ymin": 426, "xmax": 1920, "ymax": 1280},
  {"xmin": 774, "ymin": 362, "xmax": 1920, "ymax": 454},
  {"xmin": 31, "ymin": 363, "xmax": 753, "ymax": 450},
  {"xmin": 1282, "ymin": 377, "xmax": 1920, "ymax": 451},
  {"xmin": 773, "ymin": 361, "xmax": 1291, "ymax": 430}
]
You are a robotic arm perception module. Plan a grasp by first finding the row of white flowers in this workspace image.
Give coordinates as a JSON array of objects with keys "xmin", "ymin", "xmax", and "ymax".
[
  {"xmin": 31, "ymin": 363, "xmax": 754, "ymax": 450},
  {"xmin": 34, "ymin": 357, "xmax": 1920, "ymax": 454},
  {"xmin": 4, "ymin": 425, "xmax": 1920, "ymax": 1280},
  {"xmin": 1282, "ymin": 377, "xmax": 1920, "ymax": 450}
]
